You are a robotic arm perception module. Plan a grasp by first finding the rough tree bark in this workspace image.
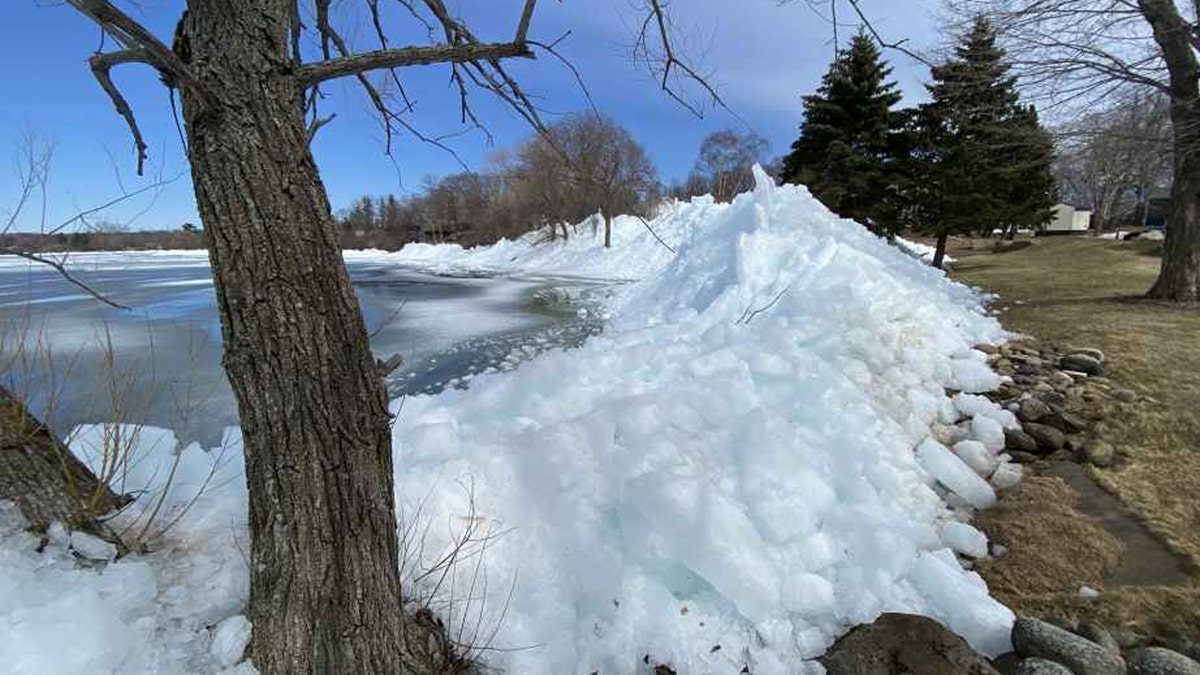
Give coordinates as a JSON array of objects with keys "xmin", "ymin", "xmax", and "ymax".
[
  {"xmin": 0, "ymin": 386, "xmax": 122, "ymax": 533},
  {"xmin": 932, "ymin": 232, "xmax": 949, "ymax": 269},
  {"xmin": 1140, "ymin": 0, "xmax": 1200, "ymax": 300},
  {"xmin": 174, "ymin": 4, "xmax": 423, "ymax": 672}
]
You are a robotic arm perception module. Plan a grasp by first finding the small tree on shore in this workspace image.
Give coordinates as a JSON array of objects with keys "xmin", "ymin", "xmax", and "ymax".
[
  {"xmin": 511, "ymin": 113, "xmax": 659, "ymax": 247},
  {"xmin": 690, "ymin": 129, "xmax": 770, "ymax": 202}
]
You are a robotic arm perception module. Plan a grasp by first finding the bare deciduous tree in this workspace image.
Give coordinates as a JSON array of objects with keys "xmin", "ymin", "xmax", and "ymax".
[
  {"xmin": 48, "ymin": 1, "xmax": 719, "ymax": 672},
  {"xmin": 691, "ymin": 128, "xmax": 770, "ymax": 202},
  {"xmin": 510, "ymin": 113, "xmax": 659, "ymax": 246},
  {"xmin": 945, "ymin": 0, "xmax": 1200, "ymax": 299},
  {"xmin": 1055, "ymin": 94, "xmax": 1172, "ymax": 233}
]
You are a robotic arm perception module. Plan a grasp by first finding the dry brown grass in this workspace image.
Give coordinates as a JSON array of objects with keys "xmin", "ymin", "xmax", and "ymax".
[
  {"xmin": 948, "ymin": 236, "xmax": 1200, "ymax": 569},
  {"xmin": 941, "ymin": 235, "xmax": 1200, "ymax": 636},
  {"xmin": 974, "ymin": 476, "xmax": 1123, "ymax": 599}
]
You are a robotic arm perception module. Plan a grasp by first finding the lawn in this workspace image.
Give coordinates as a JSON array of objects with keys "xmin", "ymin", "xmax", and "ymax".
[{"xmin": 945, "ymin": 235, "xmax": 1200, "ymax": 638}]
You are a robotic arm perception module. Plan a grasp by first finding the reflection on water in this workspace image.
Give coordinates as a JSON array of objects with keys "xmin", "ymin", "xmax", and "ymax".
[{"xmin": 0, "ymin": 253, "xmax": 606, "ymax": 445}]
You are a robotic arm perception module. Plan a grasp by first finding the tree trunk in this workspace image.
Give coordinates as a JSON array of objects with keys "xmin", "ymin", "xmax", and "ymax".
[
  {"xmin": 1141, "ymin": 0, "xmax": 1200, "ymax": 300},
  {"xmin": 604, "ymin": 214, "xmax": 612, "ymax": 248},
  {"xmin": 175, "ymin": 4, "xmax": 445, "ymax": 673},
  {"xmin": 932, "ymin": 231, "xmax": 949, "ymax": 269},
  {"xmin": 0, "ymin": 386, "xmax": 122, "ymax": 533}
]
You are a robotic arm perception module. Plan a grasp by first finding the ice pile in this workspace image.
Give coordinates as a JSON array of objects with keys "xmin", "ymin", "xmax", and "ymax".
[
  {"xmin": 390, "ymin": 169, "xmax": 1020, "ymax": 672},
  {"xmin": 0, "ymin": 168, "xmax": 1022, "ymax": 674},
  {"xmin": 0, "ymin": 427, "xmax": 250, "ymax": 675}
]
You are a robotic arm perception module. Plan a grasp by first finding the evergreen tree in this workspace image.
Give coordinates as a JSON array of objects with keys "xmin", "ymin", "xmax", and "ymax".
[
  {"xmin": 914, "ymin": 17, "xmax": 1056, "ymax": 267},
  {"xmin": 780, "ymin": 32, "xmax": 903, "ymax": 233}
]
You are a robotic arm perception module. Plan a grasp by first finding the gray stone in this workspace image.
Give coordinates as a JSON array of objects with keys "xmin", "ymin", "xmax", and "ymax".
[
  {"xmin": 1068, "ymin": 347, "xmax": 1106, "ymax": 363},
  {"xmin": 1126, "ymin": 647, "xmax": 1200, "ymax": 675},
  {"xmin": 1037, "ymin": 391, "xmax": 1068, "ymax": 408},
  {"xmin": 1005, "ymin": 428, "xmax": 1040, "ymax": 453},
  {"xmin": 1061, "ymin": 354, "xmax": 1105, "ymax": 376},
  {"xmin": 1016, "ymin": 658, "xmax": 1073, "ymax": 674},
  {"xmin": 1075, "ymin": 623, "xmax": 1120, "ymax": 656},
  {"xmin": 1082, "ymin": 440, "xmax": 1116, "ymax": 468},
  {"xmin": 1112, "ymin": 630, "xmax": 1149, "ymax": 650},
  {"xmin": 1019, "ymin": 399, "xmax": 1052, "ymax": 423},
  {"xmin": 1112, "ymin": 388, "xmax": 1137, "ymax": 403},
  {"xmin": 1012, "ymin": 618, "xmax": 1125, "ymax": 675},
  {"xmin": 1008, "ymin": 451, "xmax": 1041, "ymax": 464},
  {"xmin": 1023, "ymin": 423, "xmax": 1066, "ymax": 452},
  {"xmin": 1048, "ymin": 371, "xmax": 1077, "ymax": 389},
  {"xmin": 821, "ymin": 613, "xmax": 1000, "ymax": 675},
  {"xmin": 1040, "ymin": 409, "xmax": 1088, "ymax": 434}
]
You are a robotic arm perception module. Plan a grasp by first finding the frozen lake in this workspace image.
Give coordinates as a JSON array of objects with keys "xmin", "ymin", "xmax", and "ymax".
[{"xmin": 0, "ymin": 251, "xmax": 603, "ymax": 444}]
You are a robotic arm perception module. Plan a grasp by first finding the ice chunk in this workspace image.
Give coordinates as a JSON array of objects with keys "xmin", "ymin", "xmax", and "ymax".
[
  {"xmin": 941, "ymin": 521, "xmax": 989, "ymax": 558},
  {"xmin": 953, "ymin": 440, "xmax": 998, "ymax": 478},
  {"xmin": 990, "ymin": 462, "xmax": 1023, "ymax": 490},
  {"xmin": 951, "ymin": 358, "xmax": 1002, "ymax": 393},
  {"xmin": 210, "ymin": 614, "xmax": 253, "ymax": 667},
  {"xmin": 970, "ymin": 416, "xmax": 1006, "ymax": 454},
  {"xmin": 954, "ymin": 394, "xmax": 1020, "ymax": 430},
  {"xmin": 70, "ymin": 531, "xmax": 117, "ymax": 561},
  {"xmin": 917, "ymin": 438, "xmax": 997, "ymax": 509},
  {"xmin": 910, "ymin": 551, "xmax": 1014, "ymax": 656}
]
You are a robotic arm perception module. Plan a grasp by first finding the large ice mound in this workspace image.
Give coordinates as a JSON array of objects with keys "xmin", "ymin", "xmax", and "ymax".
[
  {"xmin": 0, "ymin": 168, "xmax": 1017, "ymax": 674},
  {"xmin": 391, "ymin": 168, "xmax": 1014, "ymax": 673}
]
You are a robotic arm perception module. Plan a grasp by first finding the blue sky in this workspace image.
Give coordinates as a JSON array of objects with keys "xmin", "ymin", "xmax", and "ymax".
[{"xmin": 0, "ymin": 0, "xmax": 941, "ymax": 231}]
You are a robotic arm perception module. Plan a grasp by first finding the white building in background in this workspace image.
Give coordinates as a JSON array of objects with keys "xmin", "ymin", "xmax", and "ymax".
[{"xmin": 1046, "ymin": 203, "xmax": 1093, "ymax": 233}]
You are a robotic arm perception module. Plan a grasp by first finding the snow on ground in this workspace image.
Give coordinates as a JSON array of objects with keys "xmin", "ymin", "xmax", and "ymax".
[
  {"xmin": 895, "ymin": 236, "xmax": 956, "ymax": 266},
  {"xmin": 1, "ymin": 170, "xmax": 1020, "ymax": 674}
]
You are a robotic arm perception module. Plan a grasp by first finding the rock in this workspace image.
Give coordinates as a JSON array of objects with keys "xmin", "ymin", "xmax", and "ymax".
[
  {"xmin": 1019, "ymin": 399, "xmax": 1051, "ymax": 423},
  {"xmin": 1047, "ymin": 411, "xmax": 1088, "ymax": 434},
  {"xmin": 1064, "ymin": 434, "xmax": 1086, "ymax": 454},
  {"xmin": 976, "ymin": 343, "xmax": 1000, "ymax": 355},
  {"xmin": 1016, "ymin": 658, "xmax": 1073, "ymax": 674},
  {"xmin": 1112, "ymin": 388, "xmax": 1137, "ymax": 403},
  {"xmin": 1068, "ymin": 347, "xmax": 1106, "ymax": 363},
  {"xmin": 1081, "ymin": 440, "xmax": 1116, "ymax": 468},
  {"xmin": 1008, "ymin": 451, "xmax": 1041, "ymax": 464},
  {"xmin": 1112, "ymin": 630, "xmax": 1149, "ymax": 650},
  {"xmin": 1075, "ymin": 623, "xmax": 1120, "ymax": 656},
  {"xmin": 1023, "ymin": 423, "xmax": 1066, "ymax": 452},
  {"xmin": 1005, "ymin": 428, "xmax": 1040, "ymax": 453},
  {"xmin": 1062, "ymin": 370, "xmax": 1091, "ymax": 380},
  {"xmin": 1037, "ymin": 391, "xmax": 1068, "ymax": 408},
  {"xmin": 1061, "ymin": 354, "xmax": 1105, "ymax": 376},
  {"xmin": 1048, "ymin": 371, "xmax": 1076, "ymax": 390},
  {"xmin": 821, "ymin": 613, "xmax": 1000, "ymax": 675},
  {"xmin": 1012, "ymin": 618, "xmax": 1125, "ymax": 675},
  {"xmin": 1126, "ymin": 647, "xmax": 1200, "ymax": 675}
]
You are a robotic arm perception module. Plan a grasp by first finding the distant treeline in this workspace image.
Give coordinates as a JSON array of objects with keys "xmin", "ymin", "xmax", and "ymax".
[
  {"xmin": 335, "ymin": 114, "xmax": 775, "ymax": 250},
  {"xmin": 0, "ymin": 227, "xmax": 206, "ymax": 253}
]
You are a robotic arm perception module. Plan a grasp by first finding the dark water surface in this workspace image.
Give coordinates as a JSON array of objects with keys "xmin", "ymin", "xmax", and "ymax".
[{"xmin": 0, "ymin": 252, "xmax": 603, "ymax": 445}]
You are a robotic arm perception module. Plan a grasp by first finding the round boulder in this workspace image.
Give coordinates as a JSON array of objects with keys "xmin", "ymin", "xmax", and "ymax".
[
  {"xmin": 1016, "ymin": 657, "xmax": 1073, "ymax": 674},
  {"xmin": 1126, "ymin": 647, "xmax": 1200, "ymax": 675},
  {"xmin": 821, "ymin": 613, "xmax": 999, "ymax": 675},
  {"xmin": 1013, "ymin": 618, "xmax": 1125, "ymax": 675}
]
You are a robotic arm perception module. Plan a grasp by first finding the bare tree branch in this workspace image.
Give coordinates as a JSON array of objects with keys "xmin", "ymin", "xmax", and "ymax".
[
  {"xmin": 299, "ymin": 42, "xmax": 535, "ymax": 85},
  {"xmin": 0, "ymin": 249, "xmax": 129, "ymax": 309},
  {"xmin": 89, "ymin": 49, "xmax": 151, "ymax": 176},
  {"xmin": 65, "ymin": 0, "xmax": 208, "ymax": 101}
]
